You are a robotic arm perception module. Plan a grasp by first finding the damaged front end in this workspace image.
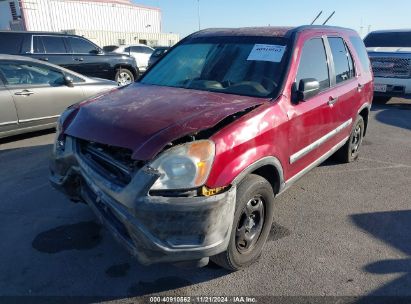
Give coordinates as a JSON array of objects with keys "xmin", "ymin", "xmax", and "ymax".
[
  {"xmin": 49, "ymin": 81, "xmax": 268, "ymax": 266},
  {"xmin": 50, "ymin": 134, "xmax": 236, "ymax": 266}
]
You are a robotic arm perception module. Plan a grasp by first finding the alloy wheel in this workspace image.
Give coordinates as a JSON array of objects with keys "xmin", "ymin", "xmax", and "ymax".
[{"xmin": 117, "ymin": 72, "xmax": 132, "ymax": 86}]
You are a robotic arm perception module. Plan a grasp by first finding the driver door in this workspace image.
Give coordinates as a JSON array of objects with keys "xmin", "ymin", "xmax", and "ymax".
[
  {"xmin": 0, "ymin": 61, "xmax": 84, "ymax": 127},
  {"xmin": 287, "ymin": 37, "xmax": 337, "ymax": 178}
]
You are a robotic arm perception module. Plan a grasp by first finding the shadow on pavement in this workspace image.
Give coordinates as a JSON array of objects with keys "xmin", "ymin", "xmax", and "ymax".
[
  {"xmin": 371, "ymin": 103, "xmax": 411, "ymax": 131},
  {"xmin": 351, "ymin": 210, "xmax": 411, "ymax": 302},
  {"xmin": 0, "ymin": 128, "xmax": 55, "ymax": 146}
]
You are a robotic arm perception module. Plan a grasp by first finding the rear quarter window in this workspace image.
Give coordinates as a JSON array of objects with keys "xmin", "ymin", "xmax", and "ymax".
[
  {"xmin": 349, "ymin": 36, "xmax": 371, "ymax": 74},
  {"xmin": 41, "ymin": 36, "xmax": 67, "ymax": 54},
  {"xmin": 0, "ymin": 33, "xmax": 23, "ymax": 54}
]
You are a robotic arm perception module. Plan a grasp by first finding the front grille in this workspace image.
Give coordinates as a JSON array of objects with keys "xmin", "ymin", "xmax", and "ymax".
[
  {"xmin": 77, "ymin": 139, "xmax": 142, "ymax": 186},
  {"xmin": 370, "ymin": 56, "xmax": 411, "ymax": 78}
]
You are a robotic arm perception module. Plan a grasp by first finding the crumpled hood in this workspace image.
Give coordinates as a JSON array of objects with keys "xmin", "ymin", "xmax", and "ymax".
[{"xmin": 65, "ymin": 83, "xmax": 266, "ymax": 160}]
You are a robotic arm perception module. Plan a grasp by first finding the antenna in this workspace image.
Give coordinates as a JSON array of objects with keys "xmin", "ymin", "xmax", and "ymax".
[
  {"xmin": 310, "ymin": 11, "xmax": 323, "ymax": 25},
  {"xmin": 322, "ymin": 11, "xmax": 335, "ymax": 25}
]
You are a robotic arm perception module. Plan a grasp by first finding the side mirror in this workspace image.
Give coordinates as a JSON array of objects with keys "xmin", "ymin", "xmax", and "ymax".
[
  {"xmin": 90, "ymin": 49, "xmax": 102, "ymax": 55},
  {"xmin": 64, "ymin": 75, "xmax": 74, "ymax": 87},
  {"xmin": 296, "ymin": 78, "xmax": 320, "ymax": 101}
]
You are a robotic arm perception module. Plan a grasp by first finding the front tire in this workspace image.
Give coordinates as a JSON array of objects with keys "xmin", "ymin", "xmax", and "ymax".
[
  {"xmin": 211, "ymin": 174, "xmax": 275, "ymax": 271},
  {"xmin": 335, "ymin": 116, "xmax": 365, "ymax": 163},
  {"xmin": 115, "ymin": 68, "xmax": 135, "ymax": 86}
]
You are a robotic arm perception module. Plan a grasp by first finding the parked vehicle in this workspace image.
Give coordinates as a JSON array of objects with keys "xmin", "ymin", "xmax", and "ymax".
[
  {"xmin": 365, "ymin": 30, "xmax": 411, "ymax": 102},
  {"xmin": 0, "ymin": 55, "xmax": 117, "ymax": 139},
  {"xmin": 50, "ymin": 26, "xmax": 373, "ymax": 270},
  {"xmin": 0, "ymin": 31, "xmax": 139, "ymax": 86},
  {"xmin": 108, "ymin": 44, "xmax": 154, "ymax": 73},
  {"xmin": 148, "ymin": 47, "xmax": 170, "ymax": 67},
  {"xmin": 102, "ymin": 45, "xmax": 120, "ymax": 53}
]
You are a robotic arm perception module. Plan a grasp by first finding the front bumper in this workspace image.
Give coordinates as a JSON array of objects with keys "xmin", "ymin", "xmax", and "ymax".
[
  {"xmin": 374, "ymin": 77, "xmax": 411, "ymax": 97},
  {"xmin": 50, "ymin": 136, "xmax": 236, "ymax": 265}
]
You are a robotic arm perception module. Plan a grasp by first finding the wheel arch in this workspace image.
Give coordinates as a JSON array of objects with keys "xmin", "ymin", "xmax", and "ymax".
[
  {"xmin": 232, "ymin": 156, "xmax": 285, "ymax": 196},
  {"xmin": 358, "ymin": 103, "xmax": 371, "ymax": 136},
  {"xmin": 114, "ymin": 64, "xmax": 139, "ymax": 79}
]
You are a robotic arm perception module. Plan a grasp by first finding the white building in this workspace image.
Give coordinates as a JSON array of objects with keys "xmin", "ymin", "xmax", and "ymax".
[{"xmin": 0, "ymin": 0, "xmax": 179, "ymax": 47}]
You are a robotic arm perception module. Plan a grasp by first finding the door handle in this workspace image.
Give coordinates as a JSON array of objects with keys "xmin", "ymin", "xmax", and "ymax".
[
  {"xmin": 358, "ymin": 83, "xmax": 364, "ymax": 91},
  {"xmin": 328, "ymin": 96, "xmax": 339, "ymax": 106},
  {"xmin": 74, "ymin": 57, "xmax": 84, "ymax": 62},
  {"xmin": 39, "ymin": 57, "xmax": 48, "ymax": 61},
  {"xmin": 15, "ymin": 90, "xmax": 34, "ymax": 96}
]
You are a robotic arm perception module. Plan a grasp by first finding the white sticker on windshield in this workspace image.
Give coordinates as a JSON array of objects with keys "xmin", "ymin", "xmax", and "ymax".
[{"xmin": 247, "ymin": 44, "xmax": 286, "ymax": 63}]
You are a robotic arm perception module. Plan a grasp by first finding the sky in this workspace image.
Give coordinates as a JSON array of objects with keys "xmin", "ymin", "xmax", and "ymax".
[{"xmin": 134, "ymin": 0, "xmax": 411, "ymax": 38}]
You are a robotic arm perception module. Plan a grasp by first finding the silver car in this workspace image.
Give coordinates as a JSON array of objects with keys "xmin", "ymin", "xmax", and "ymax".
[
  {"xmin": 0, "ymin": 55, "xmax": 117, "ymax": 139},
  {"xmin": 106, "ymin": 44, "xmax": 154, "ymax": 73}
]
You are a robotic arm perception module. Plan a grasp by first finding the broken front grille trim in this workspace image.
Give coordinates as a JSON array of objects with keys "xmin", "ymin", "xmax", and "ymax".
[{"xmin": 76, "ymin": 139, "xmax": 140, "ymax": 187}]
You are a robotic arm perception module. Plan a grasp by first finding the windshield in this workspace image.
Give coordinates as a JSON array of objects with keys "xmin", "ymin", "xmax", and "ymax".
[
  {"xmin": 140, "ymin": 37, "xmax": 289, "ymax": 98},
  {"xmin": 364, "ymin": 32, "xmax": 411, "ymax": 48}
]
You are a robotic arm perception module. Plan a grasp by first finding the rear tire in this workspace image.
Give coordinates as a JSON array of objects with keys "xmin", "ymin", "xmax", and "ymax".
[
  {"xmin": 335, "ymin": 116, "xmax": 364, "ymax": 163},
  {"xmin": 115, "ymin": 68, "xmax": 135, "ymax": 86},
  {"xmin": 211, "ymin": 174, "xmax": 275, "ymax": 271}
]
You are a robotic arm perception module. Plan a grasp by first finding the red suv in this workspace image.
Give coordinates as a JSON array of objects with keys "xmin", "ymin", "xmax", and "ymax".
[{"xmin": 50, "ymin": 26, "xmax": 373, "ymax": 270}]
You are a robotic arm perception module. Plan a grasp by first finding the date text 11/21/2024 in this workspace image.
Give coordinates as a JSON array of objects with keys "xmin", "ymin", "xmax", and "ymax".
[{"xmin": 148, "ymin": 296, "xmax": 257, "ymax": 303}]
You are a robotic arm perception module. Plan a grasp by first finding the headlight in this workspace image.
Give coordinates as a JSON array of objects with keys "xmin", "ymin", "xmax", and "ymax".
[
  {"xmin": 55, "ymin": 108, "xmax": 75, "ymax": 151},
  {"xmin": 149, "ymin": 140, "xmax": 215, "ymax": 190},
  {"xmin": 56, "ymin": 108, "xmax": 75, "ymax": 133}
]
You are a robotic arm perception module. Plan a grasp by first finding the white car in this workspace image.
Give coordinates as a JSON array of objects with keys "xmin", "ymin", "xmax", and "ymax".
[
  {"xmin": 106, "ymin": 44, "xmax": 154, "ymax": 73},
  {"xmin": 365, "ymin": 30, "xmax": 411, "ymax": 102}
]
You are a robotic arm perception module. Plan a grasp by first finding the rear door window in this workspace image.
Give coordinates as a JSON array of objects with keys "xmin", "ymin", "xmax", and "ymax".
[
  {"xmin": 296, "ymin": 38, "xmax": 330, "ymax": 91},
  {"xmin": 328, "ymin": 37, "xmax": 355, "ymax": 84},
  {"xmin": 142, "ymin": 46, "xmax": 153, "ymax": 54},
  {"xmin": 132, "ymin": 46, "xmax": 153, "ymax": 54},
  {"xmin": 40, "ymin": 36, "xmax": 67, "ymax": 54}
]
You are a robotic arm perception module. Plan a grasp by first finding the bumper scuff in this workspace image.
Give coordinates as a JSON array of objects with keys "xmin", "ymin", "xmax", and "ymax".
[{"xmin": 50, "ymin": 137, "xmax": 236, "ymax": 265}]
